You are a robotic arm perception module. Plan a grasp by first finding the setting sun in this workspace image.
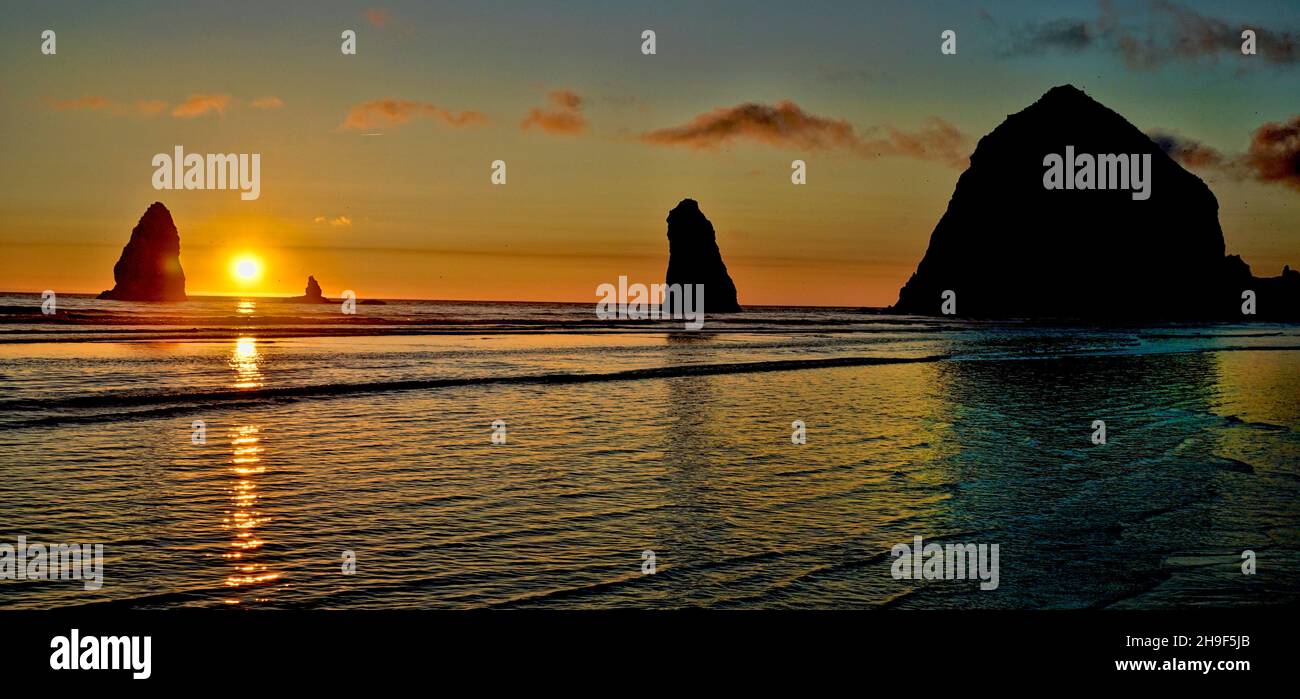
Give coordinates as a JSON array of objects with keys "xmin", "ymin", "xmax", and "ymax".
[{"xmin": 231, "ymin": 255, "xmax": 263, "ymax": 284}]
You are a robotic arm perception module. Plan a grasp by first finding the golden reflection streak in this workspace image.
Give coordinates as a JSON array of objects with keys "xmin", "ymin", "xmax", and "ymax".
[
  {"xmin": 220, "ymin": 424, "xmax": 281, "ymax": 602},
  {"xmin": 229, "ymin": 337, "xmax": 263, "ymax": 389}
]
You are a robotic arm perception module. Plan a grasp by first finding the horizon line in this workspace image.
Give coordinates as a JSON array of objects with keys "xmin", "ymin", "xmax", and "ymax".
[{"xmin": 0, "ymin": 290, "xmax": 885, "ymax": 311}]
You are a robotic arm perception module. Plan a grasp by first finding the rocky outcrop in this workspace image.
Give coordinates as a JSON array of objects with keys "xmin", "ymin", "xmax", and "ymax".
[
  {"xmin": 665, "ymin": 199, "xmax": 741, "ymax": 313},
  {"xmin": 284, "ymin": 275, "xmax": 331, "ymax": 303},
  {"xmin": 98, "ymin": 202, "xmax": 187, "ymax": 301},
  {"xmin": 889, "ymin": 85, "xmax": 1298, "ymax": 320},
  {"xmin": 281, "ymin": 276, "xmax": 386, "ymax": 305},
  {"xmin": 303, "ymin": 275, "xmax": 324, "ymax": 300}
]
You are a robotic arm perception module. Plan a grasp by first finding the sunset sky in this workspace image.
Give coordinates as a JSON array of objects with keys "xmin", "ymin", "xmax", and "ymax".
[{"xmin": 1, "ymin": 0, "xmax": 1297, "ymax": 305}]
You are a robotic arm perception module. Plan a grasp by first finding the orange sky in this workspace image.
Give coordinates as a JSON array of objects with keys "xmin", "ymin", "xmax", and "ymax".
[{"xmin": 2, "ymin": 2, "xmax": 1296, "ymax": 306}]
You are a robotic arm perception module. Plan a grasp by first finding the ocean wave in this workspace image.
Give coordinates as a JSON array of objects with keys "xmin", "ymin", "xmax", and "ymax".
[{"xmin": 0, "ymin": 355, "xmax": 950, "ymax": 428}]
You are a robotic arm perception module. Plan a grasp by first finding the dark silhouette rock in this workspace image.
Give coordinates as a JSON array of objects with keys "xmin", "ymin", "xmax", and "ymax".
[
  {"xmin": 304, "ymin": 275, "xmax": 324, "ymax": 300},
  {"xmin": 284, "ymin": 275, "xmax": 331, "ymax": 303},
  {"xmin": 889, "ymin": 85, "xmax": 1298, "ymax": 320},
  {"xmin": 281, "ymin": 276, "xmax": 387, "ymax": 305},
  {"xmin": 97, "ymin": 202, "xmax": 187, "ymax": 301},
  {"xmin": 664, "ymin": 199, "xmax": 741, "ymax": 313}
]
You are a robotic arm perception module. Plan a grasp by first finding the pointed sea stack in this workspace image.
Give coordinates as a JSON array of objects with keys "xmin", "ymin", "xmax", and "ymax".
[
  {"xmin": 889, "ymin": 84, "xmax": 1297, "ymax": 320},
  {"xmin": 665, "ymin": 199, "xmax": 741, "ymax": 313},
  {"xmin": 98, "ymin": 202, "xmax": 187, "ymax": 301},
  {"xmin": 285, "ymin": 275, "xmax": 331, "ymax": 303}
]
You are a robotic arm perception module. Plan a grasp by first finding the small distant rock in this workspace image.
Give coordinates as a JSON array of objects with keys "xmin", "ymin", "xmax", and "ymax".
[
  {"xmin": 285, "ymin": 275, "xmax": 333, "ymax": 304},
  {"xmin": 282, "ymin": 276, "xmax": 386, "ymax": 305}
]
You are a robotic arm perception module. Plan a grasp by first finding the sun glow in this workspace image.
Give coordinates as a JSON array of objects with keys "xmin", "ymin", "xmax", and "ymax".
[{"xmin": 231, "ymin": 255, "xmax": 263, "ymax": 283}]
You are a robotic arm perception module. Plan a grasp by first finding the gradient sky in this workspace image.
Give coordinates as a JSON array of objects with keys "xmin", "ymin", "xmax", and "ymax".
[{"xmin": 1, "ymin": 0, "xmax": 1297, "ymax": 305}]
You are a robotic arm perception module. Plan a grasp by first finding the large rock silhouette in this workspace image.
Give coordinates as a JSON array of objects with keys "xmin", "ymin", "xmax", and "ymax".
[
  {"xmin": 889, "ymin": 84, "xmax": 1297, "ymax": 320},
  {"xmin": 665, "ymin": 199, "xmax": 741, "ymax": 313},
  {"xmin": 98, "ymin": 202, "xmax": 187, "ymax": 301}
]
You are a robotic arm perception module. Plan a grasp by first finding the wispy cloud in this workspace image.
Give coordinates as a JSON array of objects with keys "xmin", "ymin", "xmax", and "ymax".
[
  {"xmin": 641, "ymin": 100, "xmax": 967, "ymax": 166},
  {"xmin": 249, "ymin": 96, "xmax": 284, "ymax": 110},
  {"xmin": 47, "ymin": 96, "xmax": 113, "ymax": 112},
  {"xmin": 314, "ymin": 215, "xmax": 353, "ymax": 226},
  {"xmin": 520, "ymin": 89, "xmax": 587, "ymax": 136},
  {"xmin": 136, "ymin": 100, "xmax": 168, "ymax": 115},
  {"xmin": 340, "ymin": 99, "xmax": 488, "ymax": 130},
  {"xmin": 1148, "ymin": 131, "xmax": 1229, "ymax": 168},
  {"xmin": 364, "ymin": 8, "xmax": 391, "ymax": 28},
  {"xmin": 998, "ymin": 0, "xmax": 1299, "ymax": 69},
  {"xmin": 45, "ymin": 96, "xmax": 166, "ymax": 116},
  {"xmin": 171, "ymin": 93, "xmax": 231, "ymax": 118},
  {"xmin": 1151, "ymin": 115, "xmax": 1300, "ymax": 191},
  {"xmin": 1000, "ymin": 18, "xmax": 1094, "ymax": 57}
]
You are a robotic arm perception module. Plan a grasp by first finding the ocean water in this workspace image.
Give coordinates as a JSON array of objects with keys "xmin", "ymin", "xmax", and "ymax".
[{"xmin": 1, "ymin": 293, "xmax": 1298, "ymax": 609}]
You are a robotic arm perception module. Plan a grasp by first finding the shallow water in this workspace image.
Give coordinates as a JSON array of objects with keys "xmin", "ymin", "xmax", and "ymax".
[{"xmin": 1, "ymin": 295, "xmax": 1297, "ymax": 608}]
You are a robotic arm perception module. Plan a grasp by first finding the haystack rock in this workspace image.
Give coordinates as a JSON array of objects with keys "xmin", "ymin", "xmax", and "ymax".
[
  {"xmin": 97, "ymin": 202, "xmax": 187, "ymax": 301},
  {"xmin": 889, "ymin": 84, "xmax": 1298, "ymax": 320},
  {"xmin": 665, "ymin": 199, "xmax": 741, "ymax": 313}
]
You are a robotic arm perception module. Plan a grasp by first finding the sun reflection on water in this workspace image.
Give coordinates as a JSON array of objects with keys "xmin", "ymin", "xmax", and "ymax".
[
  {"xmin": 229, "ymin": 337, "xmax": 263, "ymax": 389},
  {"xmin": 220, "ymin": 424, "xmax": 281, "ymax": 602}
]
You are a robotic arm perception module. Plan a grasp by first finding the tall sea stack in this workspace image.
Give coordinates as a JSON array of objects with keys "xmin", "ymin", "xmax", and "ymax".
[
  {"xmin": 665, "ymin": 198, "xmax": 741, "ymax": 313},
  {"xmin": 889, "ymin": 85, "xmax": 1297, "ymax": 320},
  {"xmin": 98, "ymin": 202, "xmax": 187, "ymax": 302}
]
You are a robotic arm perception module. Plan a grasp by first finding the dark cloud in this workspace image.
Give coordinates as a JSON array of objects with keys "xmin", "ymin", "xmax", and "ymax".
[
  {"xmin": 1000, "ymin": 19, "xmax": 1094, "ymax": 57},
  {"xmin": 1148, "ymin": 130, "xmax": 1228, "ymax": 169},
  {"xmin": 1244, "ymin": 115, "xmax": 1300, "ymax": 190},
  {"xmin": 1150, "ymin": 116, "xmax": 1300, "ymax": 191},
  {"xmin": 1001, "ymin": 0, "xmax": 1298, "ymax": 68},
  {"xmin": 640, "ymin": 101, "xmax": 967, "ymax": 166}
]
